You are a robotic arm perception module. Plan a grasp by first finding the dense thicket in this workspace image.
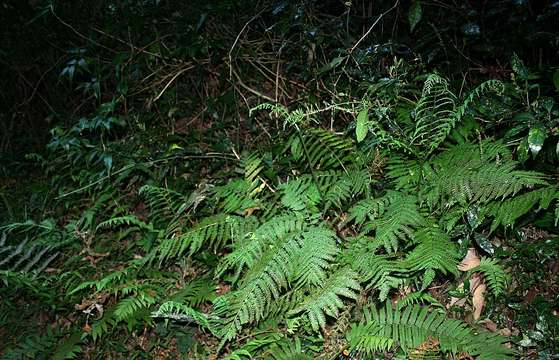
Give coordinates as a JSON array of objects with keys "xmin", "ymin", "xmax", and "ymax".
[{"xmin": 1, "ymin": 1, "xmax": 558, "ymax": 358}]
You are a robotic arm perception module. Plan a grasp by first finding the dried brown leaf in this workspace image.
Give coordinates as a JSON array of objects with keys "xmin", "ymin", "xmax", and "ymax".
[{"xmin": 458, "ymin": 247, "xmax": 480, "ymax": 272}]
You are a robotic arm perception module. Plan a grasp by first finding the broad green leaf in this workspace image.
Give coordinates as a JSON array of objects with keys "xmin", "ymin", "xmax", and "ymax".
[
  {"xmin": 103, "ymin": 154, "xmax": 113, "ymax": 175},
  {"xmin": 408, "ymin": 1, "xmax": 422, "ymax": 32},
  {"xmin": 527, "ymin": 125, "xmax": 546, "ymax": 157},
  {"xmin": 517, "ymin": 138, "xmax": 529, "ymax": 163},
  {"xmin": 355, "ymin": 107, "xmax": 369, "ymax": 142},
  {"xmin": 318, "ymin": 56, "xmax": 345, "ymax": 74},
  {"xmin": 474, "ymin": 233, "xmax": 494, "ymax": 255}
]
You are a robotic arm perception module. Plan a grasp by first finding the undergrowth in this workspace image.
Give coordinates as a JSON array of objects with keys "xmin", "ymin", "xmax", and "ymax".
[{"xmin": 1, "ymin": 1, "xmax": 559, "ymax": 359}]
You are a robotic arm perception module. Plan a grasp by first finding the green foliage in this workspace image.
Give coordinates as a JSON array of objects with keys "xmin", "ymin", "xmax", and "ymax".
[
  {"xmin": 0, "ymin": 233, "xmax": 58, "ymax": 275},
  {"xmin": 157, "ymin": 213, "xmax": 249, "ymax": 261},
  {"xmin": 151, "ymin": 301, "xmax": 211, "ymax": 329},
  {"xmin": 289, "ymin": 267, "xmax": 360, "ymax": 331},
  {"xmin": 423, "ymin": 140, "xmax": 548, "ymax": 207},
  {"xmin": 471, "ymin": 258, "xmax": 508, "ymax": 296},
  {"xmin": 3, "ymin": 1, "xmax": 559, "ymax": 358},
  {"xmin": 411, "ymin": 74, "xmax": 457, "ymax": 154},
  {"xmin": 404, "ymin": 226, "xmax": 460, "ymax": 289},
  {"xmin": 347, "ymin": 303, "xmax": 512, "ymax": 359}
]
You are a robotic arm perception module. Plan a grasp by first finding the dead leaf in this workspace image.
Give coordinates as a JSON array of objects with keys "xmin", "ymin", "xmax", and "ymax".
[
  {"xmin": 471, "ymin": 274, "xmax": 486, "ymax": 320},
  {"xmin": 449, "ymin": 282, "xmax": 467, "ymax": 308},
  {"xmin": 480, "ymin": 319, "xmax": 498, "ymax": 332},
  {"xmin": 500, "ymin": 328, "xmax": 512, "ymax": 337},
  {"xmin": 458, "ymin": 248, "xmax": 480, "ymax": 272},
  {"xmin": 243, "ymin": 207, "xmax": 260, "ymax": 216},
  {"xmin": 75, "ymin": 299, "xmax": 93, "ymax": 311},
  {"xmin": 83, "ymin": 323, "xmax": 92, "ymax": 333}
]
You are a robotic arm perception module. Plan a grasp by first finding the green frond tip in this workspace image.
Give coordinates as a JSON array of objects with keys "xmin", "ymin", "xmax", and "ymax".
[
  {"xmin": 412, "ymin": 74, "xmax": 457, "ymax": 155},
  {"xmin": 288, "ymin": 267, "xmax": 360, "ymax": 331},
  {"xmin": 471, "ymin": 258, "xmax": 508, "ymax": 296}
]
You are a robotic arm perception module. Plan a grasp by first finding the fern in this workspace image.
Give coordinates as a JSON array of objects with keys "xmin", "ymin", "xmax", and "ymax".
[
  {"xmin": 424, "ymin": 140, "xmax": 548, "ymax": 207},
  {"xmin": 471, "ymin": 258, "xmax": 508, "ymax": 296},
  {"xmin": 114, "ymin": 289, "xmax": 157, "ymax": 323},
  {"xmin": 278, "ymin": 175, "xmax": 321, "ymax": 211},
  {"xmin": 361, "ymin": 193, "xmax": 425, "ymax": 253},
  {"xmin": 346, "ymin": 322, "xmax": 395, "ymax": 355},
  {"xmin": 169, "ymin": 277, "xmax": 217, "ymax": 306},
  {"xmin": 411, "ymin": 74, "xmax": 457, "ymax": 155},
  {"xmin": 347, "ymin": 303, "xmax": 512, "ymax": 359},
  {"xmin": 216, "ymin": 214, "xmax": 306, "ymax": 283},
  {"xmin": 411, "ymin": 75, "xmax": 503, "ymax": 157},
  {"xmin": 151, "ymin": 301, "xmax": 211, "ymax": 329},
  {"xmin": 288, "ymin": 267, "xmax": 360, "ymax": 331},
  {"xmin": 216, "ymin": 225, "xmax": 340, "ymax": 342},
  {"xmin": 289, "ymin": 227, "xmax": 339, "ymax": 288},
  {"xmin": 347, "ymin": 192, "xmax": 397, "ymax": 225},
  {"xmin": 265, "ymin": 337, "xmax": 314, "ymax": 359},
  {"xmin": 487, "ymin": 186, "xmax": 558, "ymax": 231},
  {"xmin": 288, "ymin": 129, "xmax": 357, "ymax": 171},
  {"xmin": 404, "ymin": 226, "xmax": 460, "ymax": 289},
  {"xmin": 96, "ymin": 215, "xmax": 152, "ymax": 231},
  {"xmin": 157, "ymin": 214, "xmax": 251, "ymax": 261},
  {"xmin": 139, "ymin": 184, "xmax": 185, "ymax": 224},
  {"xmin": 321, "ymin": 168, "xmax": 370, "ymax": 210},
  {"xmin": 0, "ymin": 233, "xmax": 58, "ymax": 275}
]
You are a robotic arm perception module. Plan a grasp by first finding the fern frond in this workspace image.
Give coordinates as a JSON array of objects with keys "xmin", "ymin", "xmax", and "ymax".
[
  {"xmin": 216, "ymin": 214, "xmax": 305, "ymax": 283},
  {"xmin": 213, "ymin": 179, "xmax": 260, "ymax": 213},
  {"xmin": 362, "ymin": 193, "xmax": 425, "ymax": 253},
  {"xmin": 0, "ymin": 234, "xmax": 58, "ymax": 275},
  {"xmin": 349, "ymin": 303, "xmax": 512, "ymax": 359},
  {"xmin": 424, "ymin": 140, "xmax": 548, "ymax": 207},
  {"xmin": 265, "ymin": 337, "xmax": 314, "ymax": 360},
  {"xmin": 289, "ymin": 227, "xmax": 339, "ymax": 288},
  {"xmin": 279, "ymin": 175, "xmax": 320, "ymax": 211},
  {"xmin": 346, "ymin": 322, "xmax": 394, "ymax": 355},
  {"xmin": 347, "ymin": 190, "xmax": 405, "ymax": 225},
  {"xmin": 151, "ymin": 301, "xmax": 210, "ymax": 328},
  {"xmin": 216, "ymin": 225, "xmax": 339, "ymax": 342},
  {"xmin": 294, "ymin": 129, "xmax": 356, "ymax": 170},
  {"xmin": 404, "ymin": 226, "xmax": 460, "ymax": 289},
  {"xmin": 487, "ymin": 186, "xmax": 558, "ymax": 231},
  {"xmin": 169, "ymin": 277, "xmax": 217, "ymax": 306},
  {"xmin": 139, "ymin": 185, "xmax": 185, "ymax": 224},
  {"xmin": 217, "ymin": 233, "xmax": 302, "ymax": 341},
  {"xmin": 96, "ymin": 215, "xmax": 152, "ymax": 231},
  {"xmin": 222, "ymin": 333, "xmax": 284, "ymax": 360},
  {"xmin": 114, "ymin": 290, "xmax": 157, "ymax": 322},
  {"xmin": 455, "ymin": 80, "xmax": 504, "ymax": 121},
  {"xmin": 386, "ymin": 156, "xmax": 428, "ymax": 192},
  {"xmin": 411, "ymin": 74, "xmax": 456, "ymax": 155},
  {"xmin": 322, "ymin": 168, "xmax": 370, "ymax": 210},
  {"xmin": 397, "ymin": 291, "xmax": 444, "ymax": 310},
  {"xmin": 157, "ymin": 214, "xmax": 252, "ymax": 261},
  {"xmin": 289, "ymin": 267, "xmax": 360, "ymax": 331},
  {"xmin": 471, "ymin": 258, "xmax": 508, "ymax": 296}
]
